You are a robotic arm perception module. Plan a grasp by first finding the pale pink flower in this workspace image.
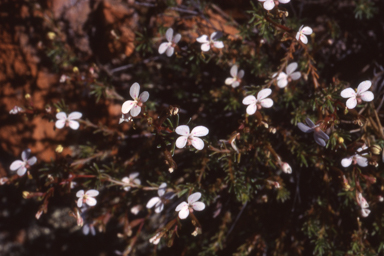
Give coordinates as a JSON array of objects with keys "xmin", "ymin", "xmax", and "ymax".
[
  {"xmin": 55, "ymin": 111, "xmax": 82, "ymax": 130},
  {"xmin": 175, "ymin": 192, "xmax": 205, "ymax": 219},
  {"xmin": 280, "ymin": 162, "xmax": 292, "ymax": 174},
  {"xmin": 225, "ymin": 65, "xmax": 244, "ymax": 88},
  {"xmin": 121, "ymin": 83, "xmax": 149, "ymax": 117},
  {"xmin": 10, "ymin": 149, "xmax": 37, "ymax": 176},
  {"xmin": 296, "ymin": 25, "xmax": 313, "ymax": 44},
  {"xmin": 76, "ymin": 189, "xmax": 99, "ymax": 208},
  {"xmin": 9, "ymin": 106, "xmax": 23, "ymax": 114},
  {"xmin": 196, "ymin": 32, "xmax": 224, "ymax": 52},
  {"xmin": 146, "ymin": 183, "xmax": 168, "ymax": 213},
  {"xmin": 121, "ymin": 172, "xmax": 141, "ymax": 191},
  {"xmin": 242, "ymin": 88, "xmax": 274, "ymax": 115},
  {"xmin": 258, "ymin": 0, "xmax": 290, "ymax": 11},
  {"xmin": 149, "ymin": 232, "xmax": 162, "ymax": 245},
  {"xmin": 175, "ymin": 125, "xmax": 209, "ymax": 150},
  {"xmin": 340, "ymin": 81, "xmax": 374, "ymax": 109},
  {"xmin": 357, "ymin": 193, "xmax": 370, "ymax": 217},
  {"xmin": 273, "ymin": 62, "xmax": 301, "ymax": 88},
  {"xmin": 298, "ymin": 117, "xmax": 329, "ymax": 147},
  {"xmin": 0, "ymin": 177, "xmax": 9, "ymax": 185},
  {"xmin": 341, "ymin": 146, "xmax": 368, "ymax": 168},
  {"xmin": 158, "ymin": 28, "xmax": 181, "ymax": 57}
]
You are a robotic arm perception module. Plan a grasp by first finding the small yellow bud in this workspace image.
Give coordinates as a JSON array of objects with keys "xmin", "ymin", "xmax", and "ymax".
[
  {"xmin": 55, "ymin": 145, "xmax": 64, "ymax": 153},
  {"xmin": 25, "ymin": 93, "xmax": 31, "ymax": 99},
  {"xmin": 73, "ymin": 66, "xmax": 79, "ymax": 73},
  {"xmin": 47, "ymin": 32, "xmax": 56, "ymax": 40},
  {"xmin": 371, "ymin": 144, "xmax": 382, "ymax": 155},
  {"xmin": 23, "ymin": 191, "xmax": 30, "ymax": 199},
  {"xmin": 338, "ymin": 137, "xmax": 344, "ymax": 144}
]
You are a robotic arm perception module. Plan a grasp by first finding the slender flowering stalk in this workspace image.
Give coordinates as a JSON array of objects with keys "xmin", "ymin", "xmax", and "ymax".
[
  {"xmin": 55, "ymin": 111, "xmax": 82, "ymax": 130},
  {"xmin": 175, "ymin": 192, "xmax": 205, "ymax": 219},
  {"xmin": 121, "ymin": 83, "xmax": 149, "ymax": 117},
  {"xmin": 158, "ymin": 28, "xmax": 181, "ymax": 57},
  {"xmin": 175, "ymin": 125, "xmax": 209, "ymax": 150},
  {"xmin": 121, "ymin": 172, "xmax": 141, "ymax": 191},
  {"xmin": 340, "ymin": 81, "xmax": 374, "ymax": 109},
  {"xmin": 258, "ymin": 0, "xmax": 290, "ymax": 11},
  {"xmin": 225, "ymin": 65, "xmax": 244, "ymax": 88},
  {"xmin": 146, "ymin": 183, "xmax": 175, "ymax": 213},
  {"xmin": 196, "ymin": 32, "xmax": 224, "ymax": 52},
  {"xmin": 76, "ymin": 189, "xmax": 99, "ymax": 207},
  {"xmin": 341, "ymin": 146, "xmax": 368, "ymax": 168},
  {"xmin": 298, "ymin": 117, "xmax": 329, "ymax": 147},
  {"xmin": 10, "ymin": 149, "xmax": 37, "ymax": 176},
  {"xmin": 273, "ymin": 62, "xmax": 301, "ymax": 88},
  {"xmin": 242, "ymin": 88, "xmax": 274, "ymax": 115},
  {"xmin": 296, "ymin": 25, "xmax": 313, "ymax": 44}
]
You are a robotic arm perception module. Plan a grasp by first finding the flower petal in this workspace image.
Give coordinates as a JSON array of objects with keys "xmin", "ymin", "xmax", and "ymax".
[
  {"xmin": 341, "ymin": 157, "xmax": 352, "ymax": 167},
  {"xmin": 155, "ymin": 203, "xmax": 164, "ymax": 213},
  {"xmin": 166, "ymin": 46, "xmax": 174, "ymax": 57},
  {"xmin": 55, "ymin": 119, "xmax": 66, "ymax": 129},
  {"xmin": 360, "ymin": 91, "xmax": 374, "ymax": 102},
  {"xmin": 246, "ymin": 104, "xmax": 257, "ymax": 115},
  {"xmin": 77, "ymin": 198, "xmax": 83, "ymax": 208},
  {"xmin": 68, "ymin": 111, "xmax": 82, "ymax": 120},
  {"xmin": 76, "ymin": 190, "xmax": 85, "ymax": 198},
  {"xmin": 178, "ymin": 208, "xmax": 189, "ymax": 219},
  {"xmin": 238, "ymin": 70, "xmax": 244, "ymax": 79},
  {"xmin": 298, "ymin": 123, "xmax": 313, "ymax": 133},
  {"xmin": 175, "ymin": 201, "xmax": 188, "ymax": 212},
  {"xmin": 17, "ymin": 166, "xmax": 27, "ymax": 176},
  {"xmin": 260, "ymin": 98, "xmax": 273, "ymax": 108},
  {"xmin": 361, "ymin": 208, "xmax": 370, "ymax": 217},
  {"xmin": 130, "ymin": 82, "xmax": 140, "ymax": 99},
  {"xmin": 277, "ymin": 78, "xmax": 288, "ymax": 88},
  {"xmin": 316, "ymin": 130, "xmax": 329, "ymax": 142},
  {"xmin": 225, "ymin": 78, "xmax": 234, "ymax": 85},
  {"xmin": 192, "ymin": 202, "xmax": 205, "ymax": 211},
  {"xmin": 173, "ymin": 33, "xmax": 181, "ymax": 43},
  {"xmin": 86, "ymin": 197, "xmax": 97, "ymax": 206},
  {"xmin": 191, "ymin": 137, "xmax": 205, "ymax": 150},
  {"xmin": 305, "ymin": 117, "xmax": 316, "ymax": 128},
  {"xmin": 10, "ymin": 160, "xmax": 24, "ymax": 171},
  {"xmin": 358, "ymin": 193, "xmax": 369, "ymax": 208},
  {"xmin": 301, "ymin": 26, "xmax": 312, "ymax": 35},
  {"xmin": 158, "ymin": 42, "xmax": 169, "ymax": 54},
  {"xmin": 340, "ymin": 88, "xmax": 356, "ymax": 98},
  {"xmin": 176, "ymin": 136, "xmax": 188, "ymax": 149},
  {"xmin": 146, "ymin": 197, "xmax": 161, "ymax": 209},
  {"xmin": 300, "ymin": 34, "xmax": 308, "ymax": 44},
  {"xmin": 279, "ymin": 0, "xmax": 290, "ymax": 3},
  {"xmin": 129, "ymin": 172, "xmax": 139, "ymax": 180},
  {"xmin": 257, "ymin": 88, "xmax": 272, "ymax": 100},
  {"xmin": 346, "ymin": 97, "xmax": 357, "ymax": 109},
  {"xmin": 213, "ymin": 41, "xmax": 224, "ymax": 49},
  {"xmin": 289, "ymin": 72, "xmax": 301, "ymax": 80},
  {"xmin": 188, "ymin": 192, "xmax": 201, "ymax": 204},
  {"xmin": 356, "ymin": 156, "xmax": 368, "ymax": 167},
  {"xmin": 357, "ymin": 80, "xmax": 371, "ymax": 94},
  {"xmin": 230, "ymin": 65, "xmax": 238, "ymax": 78},
  {"xmin": 69, "ymin": 120, "xmax": 80, "ymax": 130},
  {"xmin": 263, "ymin": 0, "xmax": 275, "ymax": 10},
  {"xmin": 232, "ymin": 81, "xmax": 240, "ymax": 88},
  {"xmin": 242, "ymin": 95, "xmax": 256, "ymax": 105},
  {"xmin": 122, "ymin": 100, "xmax": 136, "ymax": 114},
  {"xmin": 175, "ymin": 125, "xmax": 190, "ymax": 136},
  {"xmin": 86, "ymin": 189, "xmax": 99, "ymax": 197},
  {"xmin": 295, "ymin": 32, "xmax": 300, "ymax": 41},
  {"xmin": 27, "ymin": 156, "xmax": 37, "ymax": 166},
  {"xmin": 191, "ymin": 126, "xmax": 209, "ymax": 137},
  {"xmin": 130, "ymin": 105, "xmax": 141, "ymax": 117},
  {"xmin": 56, "ymin": 112, "xmax": 67, "ymax": 120},
  {"xmin": 165, "ymin": 28, "xmax": 173, "ymax": 42},
  {"xmin": 201, "ymin": 43, "xmax": 210, "ymax": 52},
  {"xmin": 314, "ymin": 134, "xmax": 326, "ymax": 147},
  {"xmin": 158, "ymin": 183, "xmax": 167, "ymax": 197},
  {"xmin": 286, "ymin": 62, "xmax": 298, "ymax": 75},
  {"xmin": 196, "ymin": 35, "xmax": 208, "ymax": 43},
  {"xmin": 139, "ymin": 91, "xmax": 149, "ymax": 103},
  {"xmin": 21, "ymin": 149, "xmax": 30, "ymax": 161}
]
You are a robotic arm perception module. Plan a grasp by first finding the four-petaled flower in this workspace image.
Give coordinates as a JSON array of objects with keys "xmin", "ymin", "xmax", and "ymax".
[
  {"xmin": 340, "ymin": 81, "xmax": 374, "ymax": 109},
  {"xmin": 146, "ymin": 183, "xmax": 174, "ymax": 213},
  {"xmin": 196, "ymin": 32, "xmax": 224, "ymax": 52},
  {"xmin": 121, "ymin": 83, "xmax": 149, "ymax": 117},
  {"xmin": 175, "ymin": 192, "xmax": 205, "ymax": 219},
  {"xmin": 258, "ymin": 0, "xmax": 290, "ymax": 11},
  {"xmin": 122, "ymin": 172, "xmax": 141, "ymax": 192},
  {"xmin": 298, "ymin": 117, "xmax": 329, "ymax": 147},
  {"xmin": 225, "ymin": 65, "xmax": 244, "ymax": 88},
  {"xmin": 242, "ymin": 88, "xmax": 274, "ymax": 115},
  {"xmin": 76, "ymin": 189, "xmax": 99, "ymax": 208},
  {"xmin": 10, "ymin": 149, "xmax": 37, "ymax": 176},
  {"xmin": 273, "ymin": 62, "xmax": 301, "ymax": 88},
  {"xmin": 55, "ymin": 111, "xmax": 82, "ymax": 130},
  {"xmin": 175, "ymin": 125, "xmax": 209, "ymax": 150},
  {"xmin": 158, "ymin": 28, "xmax": 181, "ymax": 57},
  {"xmin": 357, "ymin": 192, "xmax": 370, "ymax": 217},
  {"xmin": 296, "ymin": 25, "xmax": 313, "ymax": 44},
  {"xmin": 341, "ymin": 146, "xmax": 368, "ymax": 168}
]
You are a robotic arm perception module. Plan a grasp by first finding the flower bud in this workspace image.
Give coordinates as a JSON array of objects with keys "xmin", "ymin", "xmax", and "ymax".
[
  {"xmin": 371, "ymin": 144, "xmax": 382, "ymax": 155},
  {"xmin": 281, "ymin": 162, "xmax": 292, "ymax": 174},
  {"xmin": 338, "ymin": 137, "xmax": 344, "ymax": 144}
]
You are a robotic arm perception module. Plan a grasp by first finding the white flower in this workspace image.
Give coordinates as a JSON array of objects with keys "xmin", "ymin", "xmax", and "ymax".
[
  {"xmin": 121, "ymin": 83, "xmax": 149, "ymax": 117},
  {"xmin": 76, "ymin": 189, "xmax": 99, "ymax": 208},
  {"xmin": 119, "ymin": 114, "xmax": 132, "ymax": 124},
  {"xmin": 0, "ymin": 177, "xmax": 9, "ymax": 185},
  {"xmin": 357, "ymin": 193, "xmax": 370, "ymax": 217},
  {"xmin": 340, "ymin": 81, "xmax": 374, "ymax": 109},
  {"xmin": 341, "ymin": 146, "xmax": 368, "ymax": 168},
  {"xmin": 175, "ymin": 125, "xmax": 209, "ymax": 150},
  {"xmin": 149, "ymin": 232, "xmax": 162, "ymax": 245},
  {"xmin": 242, "ymin": 88, "xmax": 274, "ymax": 115},
  {"xmin": 158, "ymin": 28, "xmax": 181, "ymax": 57},
  {"xmin": 258, "ymin": 0, "xmax": 290, "ymax": 11},
  {"xmin": 10, "ymin": 149, "xmax": 37, "ymax": 176},
  {"xmin": 298, "ymin": 117, "xmax": 329, "ymax": 147},
  {"xmin": 273, "ymin": 62, "xmax": 301, "ymax": 88},
  {"xmin": 175, "ymin": 192, "xmax": 205, "ymax": 219},
  {"xmin": 146, "ymin": 183, "xmax": 168, "ymax": 213},
  {"xmin": 196, "ymin": 32, "xmax": 224, "ymax": 52},
  {"xmin": 121, "ymin": 172, "xmax": 141, "ymax": 191},
  {"xmin": 9, "ymin": 106, "xmax": 23, "ymax": 114},
  {"xmin": 296, "ymin": 25, "xmax": 313, "ymax": 44},
  {"xmin": 225, "ymin": 65, "xmax": 244, "ymax": 88},
  {"xmin": 280, "ymin": 162, "xmax": 292, "ymax": 174},
  {"xmin": 55, "ymin": 111, "xmax": 82, "ymax": 130}
]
